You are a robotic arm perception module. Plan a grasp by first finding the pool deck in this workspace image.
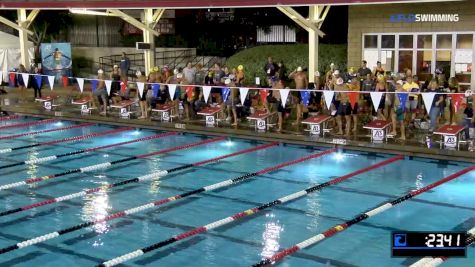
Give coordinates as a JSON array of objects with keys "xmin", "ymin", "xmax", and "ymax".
[{"xmin": 1, "ymin": 86, "xmax": 474, "ymax": 163}]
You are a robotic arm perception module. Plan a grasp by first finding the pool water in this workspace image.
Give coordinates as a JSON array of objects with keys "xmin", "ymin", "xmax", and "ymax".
[{"xmin": 0, "ymin": 117, "xmax": 473, "ymax": 267}]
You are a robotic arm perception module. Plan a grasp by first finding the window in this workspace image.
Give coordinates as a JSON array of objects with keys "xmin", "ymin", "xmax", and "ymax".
[
  {"xmin": 364, "ymin": 35, "xmax": 377, "ymax": 48},
  {"xmin": 382, "ymin": 35, "xmax": 395, "ymax": 49},
  {"xmin": 417, "ymin": 35, "xmax": 432, "ymax": 49},
  {"xmin": 416, "ymin": 51, "xmax": 432, "ymax": 81},
  {"xmin": 457, "ymin": 34, "xmax": 473, "ymax": 49},
  {"xmin": 398, "ymin": 51, "xmax": 413, "ymax": 73},
  {"xmin": 399, "ymin": 35, "xmax": 413, "ymax": 49},
  {"xmin": 381, "ymin": 50, "xmax": 395, "ymax": 72},
  {"xmin": 436, "ymin": 34, "xmax": 452, "ymax": 49}
]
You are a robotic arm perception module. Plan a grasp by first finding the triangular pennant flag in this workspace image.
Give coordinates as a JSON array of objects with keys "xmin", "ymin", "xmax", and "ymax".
[
  {"xmin": 300, "ymin": 91, "xmax": 310, "ymax": 107},
  {"xmin": 76, "ymin": 78, "xmax": 84, "ymax": 93},
  {"xmin": 105, "ymin": 80, "xmax": 112, "ymax": 96},
  {"xmin": 21, "ymin": 73, "xmax": 29, "ymax": 87},
  {"xmin": 120, "ymin": 80, "xmax": 127, "ymax": 94},
  {"xmin": 34, "ymin": 75, "xmax": 42, "ymax": 88},
  {"xmin": 348, "ymin": 91, "xmax": 359, "ymax": 109},
  {"xmin": 239, "ymin": 87, "xmax": 249, "ymax": 105},
  {"xmin": 9, "ymin": 73, "xmax": 15, "ymax": 87},
  {"xmin": 203, "ymin": 86, "xmax": 212, "ymax": 103},
  {"xmin": 152, "ymin": 84, "xmax": 160, "ymax": 97},
  {"xmin": 421, "ymin": 92, "xmax": 436, "ymax": 114},
  {"xmin": 137, "ymin": 82, "xmax": 145, "ymax": 98},
  {"xmin": 47, "ymin": 76, "xmax": 55, "ymax": 90},
  {"xmin": 323, "ymin": 90, "xmax": 335, "ymax": 110},
  {"xmin": 370, "ymin": 92, "xmax": 384, "ymax": 112},
  {"xmin": 259, "ymin": 89, "xmax": 268, "ymax": 104},
  {"xmin": 222, "ymin": 87, "xmax": 231, "ymax": 102},
  {"xmin": 280, "ymin": 89, "xmax": 290, "ymax": 108},
  {"xmin": 397, "ymin": 93, "xmax": 408, "ymax": 111},
  {"xmin": 0, "ymin": 71, "xmax": 3, "ymax": 83},
  {"xmin": 168, "ymin": 84, "xmax": 177, "ymax": 100},
  {"xmin": 186, "ymin": 86, "xmax": 194, "ymax": 99},
  {"xmin": 62, "ymin": 76, "xmax": 69, "ymax": 87},
  {"xmin": 91, "ymin": 80, "xmax": 98, "ymax": 92},
  {"xmin": 451, "ymin": 93, "xmax": 464, "ymax": 112}
]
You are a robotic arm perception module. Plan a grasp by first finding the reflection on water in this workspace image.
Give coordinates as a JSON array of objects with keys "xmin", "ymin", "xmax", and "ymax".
[
  {"xmin": 306, "ymin": 191, "xmax": 321, "ymax": 232},
  {"xmin": 260, "ymin": 213, "xmax": 283, "ymax": 259},
  {"xmin": 26, "ymin": 147, "xmax": 39, "ymax": 192},
  {"xmin": 415, "ymin": 173, "xmax": 424, "ymax": 191},
  {"xmin": 82, "ymin": 186, "xmax": 111, "ymax": 246}
]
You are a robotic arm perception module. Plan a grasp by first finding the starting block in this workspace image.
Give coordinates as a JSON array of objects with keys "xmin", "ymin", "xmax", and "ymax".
[
  {"xmin": 197, "ymin": 107, "xmax": 222, "ymax": 127},
  {"xmin": 247, "ymin": 111, "xmax": 277, "ymax": 132},
  {"xmin": 151, "ymin": 104, "xmax": 176, "ymax": 122},
  {"xmin": 110, "ymin": 100, "xmax": 136, "ymax": 118},
  {"xmin": 433, "ymin": 125, "xmax": 466, "ymax": 150},
  {"xmin": 72, "ymin": 97, "xmax": 95, "ymax": 114},
  {"xmin": 301, "ymin": 115, "xmax": 331, "ymax": 137},
  {"xmin": 363, "ymin": 120, "xmax": 392, "ymax": 143},
  {"xmin": 35, "ymin": 95, "xmax": 61, "ymax": 111}
]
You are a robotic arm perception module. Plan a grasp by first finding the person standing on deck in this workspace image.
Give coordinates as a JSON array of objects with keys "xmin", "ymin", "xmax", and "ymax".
[{"xmin": 289, "ymin": 66, "xmax": 308, "ymax": 125}]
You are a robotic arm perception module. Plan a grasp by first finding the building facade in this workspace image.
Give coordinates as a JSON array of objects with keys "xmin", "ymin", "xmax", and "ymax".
[{"xmin": 348, "ymin": 0, "xmax": 475, "ymax": 90}]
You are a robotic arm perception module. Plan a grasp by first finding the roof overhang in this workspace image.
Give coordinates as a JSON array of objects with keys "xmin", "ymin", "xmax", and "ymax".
[{"xmin": 0, "ymin": 0, "xmax": 462, "ymax": 9}]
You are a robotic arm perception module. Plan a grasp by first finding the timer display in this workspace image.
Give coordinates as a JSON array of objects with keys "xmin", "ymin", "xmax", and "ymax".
[{"xmin": 392, "ymin": 232, "xmax": 467, "ymax": 257}]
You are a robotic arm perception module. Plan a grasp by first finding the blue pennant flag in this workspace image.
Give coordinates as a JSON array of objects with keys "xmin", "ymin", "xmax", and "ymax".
[
  {"xmin": 300, "ymin": 90, "xmax": 310, "ymax": 107},
  {"xmin": 34, "ymin": 75, "xmax": 42, "ymax": 88},
  {"xmin": 152, "ymin": 84, "xmax": 160, "ymax": 98},
  {"xmin": 397, "ymin": 93, "xmax": 408, "ymax": 111},
  {"xmin": 91, "ymin": 80, "xmax": 98, "ymax": 92},
  {"xmin": 222, "ymin": 87, "xmax": 231, "ymax": 102}
]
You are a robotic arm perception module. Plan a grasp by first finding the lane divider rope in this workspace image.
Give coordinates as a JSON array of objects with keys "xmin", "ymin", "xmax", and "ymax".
[
  {"xmin": 0, "ymin": 131, "xmax": 176, "ymax": 170},
  {"xmin": 96, "ymin": 153, "xmax": 401, "ymax": 267},
  {"xmin": 0, "ymin": 147, "xmax": 335, "ymax": 256},
  {"xmin": 252, "ymin": 165, "xmax": 475, "ymax": 267},
  {"xmin": 0, "ymin": 118, "xmax": 57, "ymax": 130},
  {"xmin": 409, "ymin": 226, "xmax": 475, "ymax": 267},
  {"xmin": 0, "ymin": 115, "xmax": 22, "ymax": 121},
  {"xmin": 0, "ymin": 142, "xmax": 278, "ymax": 217},
  {"xmin": 0, "ymin": 136, "xmax": 225, "ymax": 191},
  {"xmin": 0, "ymin": 122, "xmax": 94, "ymax": 141},
  {"xmin": 0, "ymin": 127, "xmax": 132, "ymax": 154}
]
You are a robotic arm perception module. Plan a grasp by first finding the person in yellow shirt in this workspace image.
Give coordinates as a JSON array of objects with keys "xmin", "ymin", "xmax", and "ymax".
[{"xmin": 402, "ymin": 75, "xmax": 419, "ymax": 123}]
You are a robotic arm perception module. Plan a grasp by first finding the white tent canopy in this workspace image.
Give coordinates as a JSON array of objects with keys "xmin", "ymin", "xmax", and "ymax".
[{"xmin": 0, "ymin": 31, "xmax": 34, "ymax": 82}]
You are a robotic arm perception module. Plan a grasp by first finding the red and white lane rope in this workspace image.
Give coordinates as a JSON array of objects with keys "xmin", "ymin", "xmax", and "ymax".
[
  {"xmin": 252, "ymin": 165, "xmax": 475, "ymax": 267},
  {"xmin": 0, "ymin": 142, "xmax": 278, "ymax": 217},
  {"xmin": 0, "ymin": 136, "xmax": 224, "ymax": 191},
  {"xmin": 0, "ymin": 126, "xmax": 132, "ymax": 154},
  {"xmin": 0, "ymin": 132, "xmax": 176, "ymax": 170},
  {"xmin": 0, "ymin": 118, "xmax": 56, "ymax": 130},
  {"xmin": 410, "ymin": 227, "xmax": 475, "ymax": 267},
  {"xmin": 0, "ymin": 122, "xmax": 94, "ymax": 141},
  {"xmin": 0, "ymin": 148, "xmax": 335, "ymax": 256},
  {"xmin": 0, "ymin": 115, "xmax": 21, "ymax": 121},
  {"xmin": 96, "ymin": 153, "xmax": 401, "ymax": 267}
]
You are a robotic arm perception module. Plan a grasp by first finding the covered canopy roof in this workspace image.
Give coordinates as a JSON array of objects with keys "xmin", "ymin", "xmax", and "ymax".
[{"xmin": 0, "ymin": 0, "xmax": 456, "ymax": 9}]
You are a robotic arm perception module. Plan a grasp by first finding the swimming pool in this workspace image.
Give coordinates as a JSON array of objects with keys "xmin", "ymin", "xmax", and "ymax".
[{"xmin": 0, "ymin": 116, "xmax": 473, "ymax": 267}]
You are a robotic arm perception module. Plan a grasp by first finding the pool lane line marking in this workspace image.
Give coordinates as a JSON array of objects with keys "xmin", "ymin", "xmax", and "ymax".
[
  {"xmin": 0, "ymin": 147, "xmax": 335, "ymax": 256},
  {"xmin": 0, "ymin": 123, "xmax": 95, "ymax": 141},
  {"xmin": 0, "ymin": 136, "xmax": 225, "ymax": 191},
  {"xmin": 252, "ymin": 165, "xmax": 475, "ymax": 267},
  {"xmin": 0, "ymin": 142, "xmax": 278, "ymax": 217},
  {"xmin": 0, "ymin": 115, "xmax": 22, "ymax": 121},
  {"xmin": 0, "ymin": 127, "xmax": 133, "ymax": 154},
  {"xmin": 0, "ymin": 118, "xmax": 57, "ymax": 130},
  {"xmin": 95, "ymin": 152, "xmax": 400, "ymax": 267},
  {"xmin": 0, "ymin": 132, "xmax": 177, "ymax": 170},
  {"xmin": 410, "ymin": 226, "xmax": 475, "ymax": 267}
]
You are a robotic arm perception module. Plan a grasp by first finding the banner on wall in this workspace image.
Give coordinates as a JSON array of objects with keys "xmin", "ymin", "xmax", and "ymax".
[{"xmin": 40, "ymin": 43, "xmax": 72, "ymax": 83}]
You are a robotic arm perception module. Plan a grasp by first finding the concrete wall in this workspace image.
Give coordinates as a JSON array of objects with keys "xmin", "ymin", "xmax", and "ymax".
[{"xmin": 348, "ymin": 1, "xmax": 475, "ymax": 68}]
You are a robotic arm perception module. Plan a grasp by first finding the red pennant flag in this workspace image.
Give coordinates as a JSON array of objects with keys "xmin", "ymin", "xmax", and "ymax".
[
  {"xmin": 62, "ymin": 76, "xmax": 69, "ymax": 87},
  {"xmin": 120, "ymin": 80, "xmax": 128, "ymax": 93},
  {"xmin": 451, "ymin": 93, "xmax": 464, "ymax": 112},
  {"xmin": 259, "ymin": 89, "xmax": 268, "ymax": 104},
  {"xmin": 348, "ymin": 91, "xmax": 359, "ymax": 109},
  {"xmin": 186, "ymin": 86, "xmax": 194, "ymax": 99}
]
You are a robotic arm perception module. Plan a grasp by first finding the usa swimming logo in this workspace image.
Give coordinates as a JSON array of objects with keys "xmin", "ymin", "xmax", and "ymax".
[{"xmin": 390, "ymin": 14, "xmax": 459, "ymax": 23}]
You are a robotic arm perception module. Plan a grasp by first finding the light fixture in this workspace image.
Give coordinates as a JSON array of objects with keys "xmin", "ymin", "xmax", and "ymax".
[
  {"xmin": 69, "ymin": 9, "xmax": 117, "ymax": 17},
  {"xmin": 333, "ymin": 152, "xmax": 345, "ymax": 162}
]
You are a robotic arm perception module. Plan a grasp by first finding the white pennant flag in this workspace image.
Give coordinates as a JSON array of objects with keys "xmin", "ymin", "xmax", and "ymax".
[
  {"xmin": 239, "ymin": 87, "xmax": 249, "ymax": 105},
  {"xmin": 76, "ymin": 78, "xmax": 84, "ymax": 93},
  {"xmin": 137, "ymin": 82, "xmax": 145, "ymax": 98},
  {"xmin": 21, "ymin": 73, "xmax": 29, "ymax": 88},
  {"xmin": 47, "ymin": 76, "xmax": 55, "ymax": 90},
  {"xmin": 323, "ymin": 90, "xmax": 335, "ymax": 110},
  {"xmin": 370, "ymin": 92, "xmax": 384, "ymax": 112},
  {"xmin": 422, "ymin": 92, "xmax": 436, "ymax": 114},
  {"xmin": 168, "ymin": 84, "xmax": 177, "ymax": 100},
  {"xmin": 280, "ymin": 89, "xmax": 290, "ymax": 108},
  {"xmin": 105, "ymin": 80, "xmax": 112, "ymax": 96},
  {"xmin": 202, "ymin": 86, "xmax": 211, "ymax": 103},
  {"xmin": 0, "ymin": 71, "xmax": 3, "ymax": 83}
]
